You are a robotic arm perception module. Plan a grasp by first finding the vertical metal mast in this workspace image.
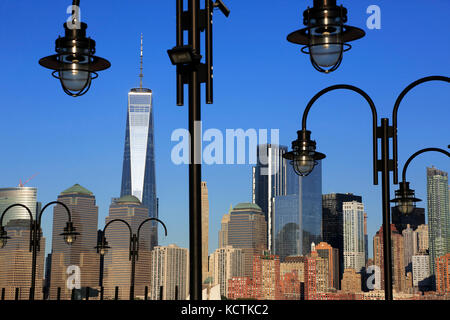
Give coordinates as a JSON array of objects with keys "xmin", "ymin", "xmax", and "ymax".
[{"xmin": 139, "ymin": 34, "xmax": 144, "ymax": 89}]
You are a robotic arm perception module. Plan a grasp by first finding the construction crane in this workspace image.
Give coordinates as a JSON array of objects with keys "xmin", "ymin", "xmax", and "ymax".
[{"xmin": 18, "ymin": 173, "xmax": 39, "ymax": 187}]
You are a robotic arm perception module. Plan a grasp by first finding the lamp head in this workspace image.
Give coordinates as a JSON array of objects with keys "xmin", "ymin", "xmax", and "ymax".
[
  {"xmin": 391, "ymin": 181, "xmax": 422, "ymax": 215},
  {"xmin": 283, "ymin": 130, "xmax": 326, "ymax": 176},
  {"xmin": 39, "ymin": 21, "xmax": 110, "ymax": 97},
  {"xmin": 60, "ymin": 221, "xmax": 80, "ymax": 245},
  {"xmin": 287, "ymin": 0, "xmax": 365, "ymax": 73}
]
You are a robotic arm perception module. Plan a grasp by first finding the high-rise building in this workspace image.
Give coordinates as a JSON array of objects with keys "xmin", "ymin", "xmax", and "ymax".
[
  {"xmin": 224, "ymin": 203, "xmax": 267, "ymax": 277},
  {"xmin": 343, "ymin": 201, "xmax": 366, "ymax": 273},
  {"xmin": 435, "ymin": 253, "xmax": 450, "ymax": 294},
  {"xmin": 0, "ymin": 187, "xmax": 38, "ymax": 226},
  {"xmin": 218, "ymin": 208, "xmax": 231, "ymax": 248},
  {"xmin": 103, "ymin": 195, "xmax": 152, "ymax": 299},
  {"xmin": 201, "ymin": 182, "xmax": 209, "ymax": 283},
  {"xmin": 373, "ymin": 225, "xmax": 405, "ymax": 293},
  {"xmin": 316, "ymin": 242, "xmax": 339, "ymax": 290},
  {"xmin": 392, "ymin": 206, "xmax": 425, "ymax": 234},
  {"xmin": 322, "ymin": 193, "xmax": 362, "ymax": 283},
  {"xmin": 402, "ymin": 224, "xmax": 416, "ymax": 273},
  {"xmin": 151, "ymin": 244, "xmax": 189, "ymax": 300},
  {"xmin": 49, "ymin": 184, "xmax": 99, "ymax": 300},
  {"xmin": 209, "ymin": 246, "xmax": 244, "ymax": 298},
  {"xmin": 412, "ymin": 253, "xmax": 431, "ymax": 290},
  {"xmin": 0, "ymin": 219, "xmax": 45, "ymax": 300},
  {"xmin": 252, "ymin": 254, "xmax": 283, "ymax": 300},
  {"xmin": 426, "ymin": 167, "xmax": 450, "ymax": 283},
  {"xmin": 272, "ymin": 161, "xmax": 322, "ymax": 260},
  {"xmin": 304, "ymin": 244, "xmax": 329, "ymax": 300},
  {"xmin": 416, "ymin": 224, "xmax": 429, "ymax": 253},
  {"xmin": 341, "ymin": 268, "xmax": 361, "ymax": 293},
  {"xmin": 252, "ymin": 144, "xmax": 288, "ymax": 250},
  {"xmin": 120, "ymin": 35, "xmax": 158, "ymax": 249}
]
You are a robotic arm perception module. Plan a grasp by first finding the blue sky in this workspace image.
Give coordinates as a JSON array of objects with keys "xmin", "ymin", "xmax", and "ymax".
[{"xmin": 0, "ymin": 0, "xmax": 449, "ymax": 258}]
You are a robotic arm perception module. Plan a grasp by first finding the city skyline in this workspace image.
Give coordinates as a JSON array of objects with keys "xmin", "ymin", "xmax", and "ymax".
[{"xmin": 1, "ymin": 0, "xmax": 449, "ymax": 271}]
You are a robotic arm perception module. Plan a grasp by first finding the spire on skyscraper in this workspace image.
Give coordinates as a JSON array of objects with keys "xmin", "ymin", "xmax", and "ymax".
[{"xmin": 139, "ymin": 33, "xmax": 144, "ymax": 89}]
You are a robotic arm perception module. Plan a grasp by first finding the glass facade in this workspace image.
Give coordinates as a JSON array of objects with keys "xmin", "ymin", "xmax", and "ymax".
[
  {"xmin": 120, "ymin": 88, "xmax": 158, "ymax": 248},
  {"xmin": 0, "ymin": 187, "xmax": 38, "ymax": 226},
  {"xmin": 426, "ymin": 167, "xmax": 450, "ymax": 281},
  {"xmin": 252, "ymin": 144, "xmax": 288, "ymax": 250},
  {"xmin": 273, "ymin": 161, "xmax": 323, "ymax": 260}
]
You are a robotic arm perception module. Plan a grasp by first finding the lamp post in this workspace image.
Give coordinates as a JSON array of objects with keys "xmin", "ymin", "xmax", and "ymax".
[
  {"xmin": 287, "ymin": 0, "xmax": 365, "ymax": 73},
  {"xmin": 0, "ymin": 201, "xmax": 78, "ymax": 300},
  {"xmin": 95, "ymin": 218, "xmax": 168, "ymax": 300},
  {"xmin": 283, "ymin": 76, "xmax": 449, "ymax": 300},
  {"xmin": 39, "ymin": 0, "xmax": 110, "ymax": 97},
  {"xmin": 391, "ymin": 147, "xmax": 450, "ymax": 214},
  {"xmin": 167, "ymin": 0, "xmax": 229, "ymax": 300}
]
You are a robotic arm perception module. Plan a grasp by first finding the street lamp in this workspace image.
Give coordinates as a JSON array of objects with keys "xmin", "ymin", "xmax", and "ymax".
[
  {"xmin": 0, "ymin": 201, "xmax": 78, "ymax": 300},
  {"xmin": 392, "ymin": 147, "xmax": 450, "ymax": 214},
  {"xmin": 167, "ymin": 0, "xmax": 229, "ymax": 301},
  {"xmin": 39, "ymin": 0, "xmax": 110, "ymax": 97},
  {"xmin": 287, "ymin": 0, "xmax": 365, "ymax": 73},
  {"xmin": 96, "ymin": 217, "xmax": 168, "ymax": 300},
  {"xmin": 283, "ymin": 76, "xmax": 449, "ymax": 300}
]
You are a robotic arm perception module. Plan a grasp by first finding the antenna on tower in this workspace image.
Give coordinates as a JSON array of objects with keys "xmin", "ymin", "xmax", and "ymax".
[{"xmin": 139, "ymin": 33, "xmax": 144, "ymax": 89}]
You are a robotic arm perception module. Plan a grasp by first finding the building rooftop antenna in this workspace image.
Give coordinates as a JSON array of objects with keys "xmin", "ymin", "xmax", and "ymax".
[{"xmin": 139, "ymin": 33, "xmax": 144, "ymax": 89}]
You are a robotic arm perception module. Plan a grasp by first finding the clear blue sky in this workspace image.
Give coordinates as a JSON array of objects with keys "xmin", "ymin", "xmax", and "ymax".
[{"xmin": 0, "ymin": 0, "xmax": 449, "ymax": 258}]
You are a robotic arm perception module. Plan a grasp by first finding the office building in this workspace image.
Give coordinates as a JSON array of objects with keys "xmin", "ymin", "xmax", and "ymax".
[
  {"xmin": 103, "ymin": 195, "xmax": 152, "ymax": 299},
  {"xmin": 343, "ymin": 201, "xmax": 366, "ymax": 273},
  {"xmin": 0, "ymin": 219, "xmax": 45, "ymax": 300},
  {"xmin": 341, "ymin": 268, "xmax": 361, "ymax": 293},
  {"xmin": 49, "ymin": 184, "xmax": 99, "ymax": 300},
  {"xmin": 373, "ymin": 225, "xmax": 405, "ymax": 293},
  {"xmin": 120, "ymin": 36, "xmax": 158, "ymax": 249},
  {"xmin": 222, "ymin": 203, "xmax": 267, "ymax": 277},
  {"xmin": 436, "ymin": 253, "xmax": 450, "ymax": 294},
  {"xmin": 304, "ymin": 244, "xmax": 329, "ymax": 300},
  {"xmin": 316, "ymin": 242, "xmax": 339, "ymax": 290},
  {"xmin": 252, "ymin": 254, "xmax": 283, "ymax": 300},
  {"xmin": 0, "ymin": 187, "xmax": 38, "ymax": 226},
  {"xmin": 151, "ymin": 244, "xmax": 189, "ymax": 300},
  {"xmin": 416, "ymin": 224, "xmax": 429, "ymax": 253},
  {"xmin": 209, "ymin": 246, "xmax": 244, "ymax": 298},
  {"xmin": 281, "ymin": 256, "xmax": 306, "ymax": 283},
  {"xmin": 322, "ymin": 193, "xmax": 362, "ymax": 283},
  {"xmin": 412, "ymin": 253, "xmax": 431, "ymax": 290},
  {"xmin": 426, "ymin": 167, "xmax": 450, "ymax": 282}
]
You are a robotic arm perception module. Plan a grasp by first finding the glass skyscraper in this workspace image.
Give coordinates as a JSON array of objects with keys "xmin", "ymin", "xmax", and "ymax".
[
  {"xmin": 0, "ymin": 187, "xmax": 38, "ymax": 226},
  {"xmin": 252, "ymin": 143, "xmax": 322, "ymax": 258},
  {"xmin": 272, "ymin": 161, "xmax": 323, "ymax": 260},
  {"xmin": 426, "ymin": 166, "xmax": 450, "ymax": 283},
  {"xmin": 120, "ymin": 37, "xmax": 158, "ymax": 248}
]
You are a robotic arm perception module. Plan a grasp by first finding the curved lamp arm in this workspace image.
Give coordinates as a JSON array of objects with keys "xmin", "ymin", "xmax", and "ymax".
[
  {"xmin": 402, "ymin": 146, "xmax": 450, "ymax": 182},
  {"xmin": 0, "ymin": 203, "xmax": 34, "ymax": 228},
  {"xmin": 102, "ymin": 219, "xmax": 133, "ymax": 259},
  {"xmin": 136, "ymin": 218, "xmax": 168, "ymax": 257},
  {"xmin": 301, "ymin": 84, "xmax": 379, "ymax": 184},
  {"xmin": 38, "ymin": 201, "xmax": 73, "ymax": 225},
  {"xmin": 392, "ymin": 76, "xmax": 450, "ymax": 184}
]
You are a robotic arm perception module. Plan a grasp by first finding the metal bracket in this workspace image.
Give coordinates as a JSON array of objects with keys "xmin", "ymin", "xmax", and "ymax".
[
  {"xmin": 178, "ymin": 63, "xmax": 208, "ymax": 84},
  {"xmin": 181, "ymin": 10, "xmax": 208, "ymax": 31},
  {"xmin": 377, "ymin": 159, "xmax": 395, "ymax": 172},
  {"xmin": 376, "ymin": 126, "xmax": 395, "ymax": 139}
]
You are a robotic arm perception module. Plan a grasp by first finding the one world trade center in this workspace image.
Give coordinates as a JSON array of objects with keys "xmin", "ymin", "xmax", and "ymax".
[{"xmin": 120, "ymin": 35, "xmax": 158, "ymax": 248}]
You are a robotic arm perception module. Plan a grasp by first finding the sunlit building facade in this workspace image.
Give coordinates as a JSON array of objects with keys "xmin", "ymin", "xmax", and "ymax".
[
  {"xmin": 120, "ymin": 87, "xmax": 158, "ymax": 249},
  {"xmin": 0, "ymin": 187, "xmax": 38, "ymax": 226}
]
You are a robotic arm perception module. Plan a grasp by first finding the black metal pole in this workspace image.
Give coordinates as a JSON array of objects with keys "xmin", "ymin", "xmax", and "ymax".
[
  {"xmin": 188, "ymin": 0, "xmax": 203, "ymax": 301},
  {"xmin": 130, "ymin": 235, "xmax": 136, "ymax": 300},
  {"xmin": 29, "ymin": 222, "xmax": 38, "ymax": 300},
  {"xmin": 380, "ymin": 118, "xmax": 393, "ymax": 300}
]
